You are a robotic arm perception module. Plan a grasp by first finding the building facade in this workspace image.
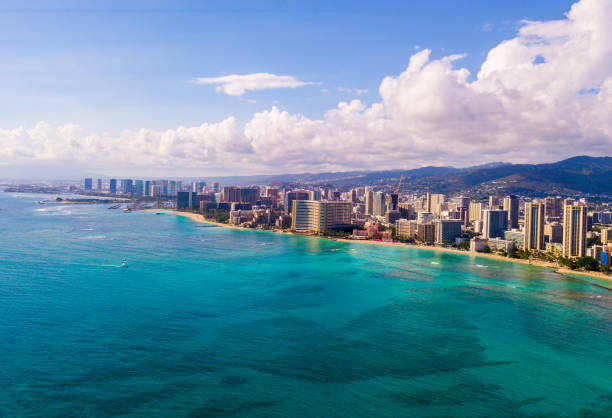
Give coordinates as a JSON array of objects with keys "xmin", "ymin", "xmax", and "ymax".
[
  {"xmin": 524, "ymin": 202, "xmax": 545, "ymax": 251},
  {"xmin": 562, "ymin": 204, "xmax": 587, "ymax": 258},
  {"xmin": 482, "ymin": 209, "xmax": 508, "ymax": 239}
]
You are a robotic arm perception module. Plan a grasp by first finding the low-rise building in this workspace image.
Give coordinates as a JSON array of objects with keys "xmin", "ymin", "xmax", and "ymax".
[
  {"xmin": 504, "ymin": 230, "xmax": 525, "ymax": 249},
  {"xmin": 396, "ymin": 219, "xmax": 418, "ymax": 240},
  {"xmin": 470, "ymin": 237, "xmax": 489, "ymax": 252},
  {"xmin": 488, "ymin": 238, "xmax": 514, "ymax": 253}
]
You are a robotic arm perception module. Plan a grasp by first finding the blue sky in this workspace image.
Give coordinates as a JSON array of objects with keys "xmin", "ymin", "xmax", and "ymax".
[
  {"xmin": 0, "ymin": 0, "xmax": 576, "ymax": 133},
  {"xmin": 3, "ymin": 0, "xmax": 610, "ymax": 178}
]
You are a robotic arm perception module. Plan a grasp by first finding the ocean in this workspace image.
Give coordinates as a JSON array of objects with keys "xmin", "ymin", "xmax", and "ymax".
[{"xmin": 1, "ymin": 191, "xmax": 611, "ymax": 417}]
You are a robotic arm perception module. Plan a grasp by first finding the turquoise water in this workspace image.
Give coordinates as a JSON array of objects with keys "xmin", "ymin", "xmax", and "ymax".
[{"xmin": 1, "ymin": 192, "xmax": 611, "ymax": 417}]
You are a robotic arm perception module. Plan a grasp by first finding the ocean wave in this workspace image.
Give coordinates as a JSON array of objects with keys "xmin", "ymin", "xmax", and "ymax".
[{"xmin": 79, "ymin": 235, "xmax": 106, "ymax": 240}]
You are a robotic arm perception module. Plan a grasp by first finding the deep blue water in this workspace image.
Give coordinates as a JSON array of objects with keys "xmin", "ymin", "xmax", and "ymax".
[{"xmin": 1, "ymin": 191, "xmax": 611, "ymax": 417}]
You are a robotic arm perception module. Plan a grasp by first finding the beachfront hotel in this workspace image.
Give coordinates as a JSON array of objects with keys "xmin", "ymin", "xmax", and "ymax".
[
  {"xmin": 524, "ymin": 202, "xmax": 546, "ymax": 251},
  {"xmin": 562, "ymin": 203, "xmax": 588, "ymax": 258}
]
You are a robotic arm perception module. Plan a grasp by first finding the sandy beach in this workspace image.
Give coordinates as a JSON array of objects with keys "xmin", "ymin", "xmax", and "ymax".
[{"xmin": 144, "ymin": 209, "xmax": 612, "ymax": 284}]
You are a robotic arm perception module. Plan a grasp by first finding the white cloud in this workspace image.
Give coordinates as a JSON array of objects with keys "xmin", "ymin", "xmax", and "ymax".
[
  {"xmin": 1, "ymin": 0, "xmax": 611, "ymax": 176},
  {"xmin": 194, "ymin": 72, "xmax": 317, "ymax": 96},
  {"xmin": 338, "ymin": 87, "xmax": 368, "ymax": 95}
]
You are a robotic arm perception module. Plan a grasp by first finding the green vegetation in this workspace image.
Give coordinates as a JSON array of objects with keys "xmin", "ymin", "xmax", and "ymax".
[
  {"xmin": 587, "ymin": 236, "xmax": 601, "ymax": 247},
  {"xmin": 457, "ymin": 241, "xmax": 470, "ymax": 250},
  {"xmin": 200, "ymin": 208, "xmax": 230, "ymax": 224}
]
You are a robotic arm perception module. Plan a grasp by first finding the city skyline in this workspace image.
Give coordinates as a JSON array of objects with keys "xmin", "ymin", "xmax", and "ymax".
[{"xmin": 1, "ymin": 0, "xmax": 611, "ymax": 178}]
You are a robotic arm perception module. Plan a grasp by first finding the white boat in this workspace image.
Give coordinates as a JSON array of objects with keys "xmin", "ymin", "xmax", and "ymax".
[{"xmin": 120, "ymin": 259, "xmax": 128, "ymax": 268}]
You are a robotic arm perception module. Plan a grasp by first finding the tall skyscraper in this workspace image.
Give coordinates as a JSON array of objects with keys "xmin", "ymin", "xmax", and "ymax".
[
  {"xmin": 120, "ymin": 179, "xmax": 133, "ymax": 194},
  {"xmin": 97, "ymin": 178, "xmax": 102, "ymax": 190},
  {"xmin": 544, "ymin": 196, "xmax": 563, "ymax": 218},
  {"xmin": 365, "ymin": 187, "xmax": 374, "ymax": 215},
  {"xmin": 482, "ymin": 209, "xmax": 508, "ymax": 239},
  {"xmin": 524, "ymin": 202, "xmax": 545, "ymax": 251},
  {"xmin": 469, "ymin": 202, "xmax": 483, "ymax": 223},
  {"xmin": 134, "ymin": 180, "xmax": 144, "ymax": 196},
  {"xmin": 503, "ymin": 195, "xmax": 519, "ymax": 229},
  {"xmin": 109, "ymin": 179, "xmax": 117, "ymax": 194},
  {"xmin": 602, "ymin": 228, "xmax": 612, "ymax": 244},
  {"xmin": 176, "ymin": 191, "xmax": 196, "ymax": 210},
  {"xmin": 284, "ymin": 190, "xmax": 310, "ymax": 215},
  {"xmin": 488, "ymin": 195, "xmax": 501, "ymax": 208},
  {"xmin": 562, "ymin": 203, "xmax": 587, "ymax": 258},
  {"xmin": 387, "ymin": 193, "xmax": 399, "ymax": 212},
  {"xmin": 373, "ymin": 191, "xmax": 386, "ymax": 217},
  {"xmin": 168, "ymin": 180, "xmax": 177, "ymax": 196},
  {"xmin": 426, "ymin": 193, "xmax": 445, "ymax": 216},
  {"xmin": 84, "ymin": 178, "xmax": 93, "ymax": 191}
]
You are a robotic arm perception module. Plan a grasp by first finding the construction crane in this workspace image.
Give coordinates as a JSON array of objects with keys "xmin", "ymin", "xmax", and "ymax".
[{"xmin": 395, "ymin": 175, "xmax": 403, "ymax": 194}]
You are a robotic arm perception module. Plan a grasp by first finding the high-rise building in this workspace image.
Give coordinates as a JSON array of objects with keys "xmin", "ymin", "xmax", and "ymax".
[
  {"xmin": 168, "ymin": 181, "xmax": 177, "ymax": 196},
  {"xmin": 265, "ymin": 187, "xmax": 279, "ymax": 198},
  {"xmin": 417, "ymin": 211, "xmax": 435, "ymax": 224},
  {"xmin": 284, "ymin": 190, "xmax": 310, "ymax": 215},
  {"xmin": 84, "ymin": 178, "xmax": 93, "ymax": 191},
  {"xmin": 434, "ymin": 220, "xmax": 462, "ymax": 245},
  {"xmin": 524, "ymin": 202, "xmax": 545, "ymax": 251},
  {"xmin": 350, "ymin": 189, "xmax": 357, "ymax": 204},
  {"xmin": 309, "ymin": 190, "xmax": 322, "ymax": 201},
  {"xmin": 544, "ymin": 196, "xmax": 563, "ymax": 219},
  {"xmin": 426, "ymin": 193, "xmax": 445, "ymax": 216},
  {"xmin": 387, "ymin": 193, "xmax": 399, "ymax": 212},
  {"xmin": 417, "ymin": 222, "xmax": 436, "ymax": 244},
  {"xmin": 469, "ymin": 202, "xmax": 483, "ymax": 223},
  {"xmin": 240, "ymin": 187, "xmax": 259, "ymax": 204},
  {"xmin": 211, "ymin": 182, "xmax": 220, "ymax": 192},
  {"xmin": 134, "ymin": 180, "xmax": 144, "ymax": 196},
  {"xmin": 396, "ymin": 219, "xmax": 418, "ymax": 240},
  {"xmin": 482, "ymin": 209, "xmax": 509, "ymax": 239},
  {"xmin": 544, "ymin": 222, "xmax": 563, "ymax": 244},
  {"xmin": 373, "ymin": 191, "xmax": 386, "ymax": 217},
  {"xmin": 365, "ymin": 187, "xmax": 374, "ymax": 215},
  {"xmin": 144, "ymin": 180, "xmax": 152, "ymax": 196},
  {"xmin": 319, "ymin": 201, "xmax": 352, "ymax": 232},
  {"xmin": 291, "ymin": 200, "xmax": 320, "ymax": 232},
  {"xmin": 562, "ymin": 204, "xmax": 587, "ymax": 258},
  {"xmin": 109, "ymin": 179, "xmax": 117, "ymax": 194},
  {"xmin": 386, "ymin": 210, "xmax": 401, "ymax": 225},
  {"xmin": 455, "ymin": 196, "xmax": 470, "ymax": 226},
  {"xmin": 97, "ymin": 178, "xmax": 102, "ymax": 190},
  {"xmin": 176, "ymin": 191, "xmax": 197, "ymax": 210},
  {"xmin": 398, "ymin": 203, "xmax": 415, "ymax": 220},
  {"xmin": 599, "ymin": 212, "xmax": 612, "ymax": 225},
  {"xmin": 291, "ymin": 200, "xmax": 351, "ymax": 233},
  {"xmin": 488, "ymin": 195, "xmax": 501, "ymax": 208},
  {"xmin": 503, "ymin": 195, "xmax": 519, "ymax": 229},
  {"xmin": 601, "ymin": 228, "xmax": 612, "ymax": 244},
  {"xmin": 161, "ymin": 180, "xmax": 169, "ymax": 196},
  {"xmin": 120, "ymin": 179, "xmax": 133, "ymax": 194}
]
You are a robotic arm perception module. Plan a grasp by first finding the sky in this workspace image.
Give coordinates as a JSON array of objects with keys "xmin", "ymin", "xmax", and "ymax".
[{"xmin": 1, "ymin": 0, "xmax": 611, "ymax": 178}]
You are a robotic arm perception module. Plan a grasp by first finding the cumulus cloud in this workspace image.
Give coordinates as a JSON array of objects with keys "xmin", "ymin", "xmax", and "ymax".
[
  {"xmin": 194, "ymin": 73, "xmax": 317, "ymax": 96},
  {"xmin": 1, "ymin": 0, "xmax": 611, "ymax": 176}
]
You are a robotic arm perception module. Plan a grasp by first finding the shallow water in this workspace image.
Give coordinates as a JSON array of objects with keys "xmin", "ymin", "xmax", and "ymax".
[{"xmin": 1, "ymin": 192, "xmax": 611, "ymax": 417}]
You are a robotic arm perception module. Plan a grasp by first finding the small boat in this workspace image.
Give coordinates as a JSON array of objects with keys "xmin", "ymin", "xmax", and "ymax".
[
  {"xmin": 108, "ymin": 204, "xmax": 121, "ymax": 209},
  {"xmin": 120, "ymin": 259, "xmax": 128, "ymax": 268},
  {"xmin": 37, "ymin": 200, "xmax": 47, "ymax": 204}
]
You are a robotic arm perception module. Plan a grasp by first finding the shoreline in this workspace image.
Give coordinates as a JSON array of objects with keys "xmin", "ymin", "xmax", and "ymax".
[{"xmin": 143, "ymin": 209, "xmax": 612, "ymax": 284}]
